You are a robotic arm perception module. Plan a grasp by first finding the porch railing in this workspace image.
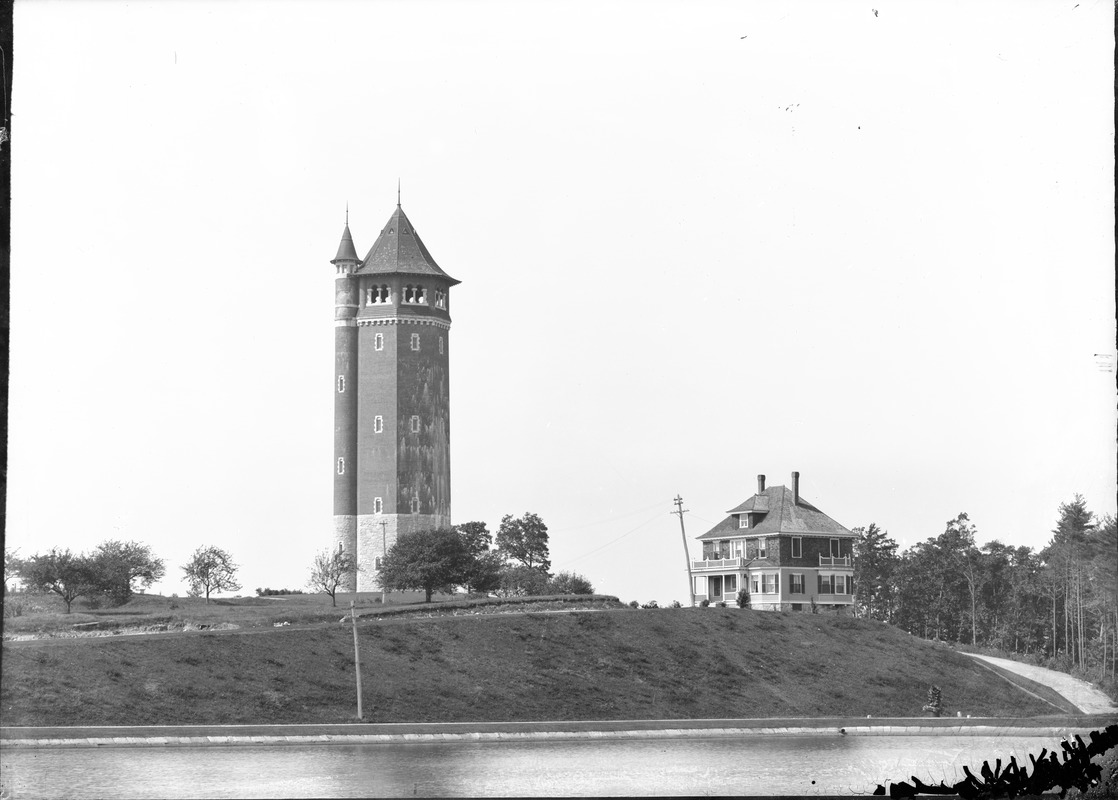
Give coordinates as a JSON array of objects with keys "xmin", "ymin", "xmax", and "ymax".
[
  {"xmin": 692, "ymin": 557, "xmax": 746, "ymax": 570},
  {"xmin": 819, "ymin": 555, "xmax": 851, "ymax": 567}
]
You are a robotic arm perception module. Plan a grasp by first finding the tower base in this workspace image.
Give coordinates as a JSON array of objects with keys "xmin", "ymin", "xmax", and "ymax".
[{"xmin": 356, "ymin": 513, "xmax": 452, "ymax": 593}]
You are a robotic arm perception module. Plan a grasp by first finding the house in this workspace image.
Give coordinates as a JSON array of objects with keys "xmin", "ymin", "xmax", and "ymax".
[{"xmin": 692, "ymin": 472, "xmax": 855, "ymax": 612}]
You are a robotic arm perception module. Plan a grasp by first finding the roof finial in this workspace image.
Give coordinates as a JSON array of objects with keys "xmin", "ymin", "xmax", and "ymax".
[
  {"xmin": 345, "ymin": 201, "xmax": 349, "ymax": 226},
  {"xmin": 397, "ymin": 178, "xmax": 401, "ymax": 207}
]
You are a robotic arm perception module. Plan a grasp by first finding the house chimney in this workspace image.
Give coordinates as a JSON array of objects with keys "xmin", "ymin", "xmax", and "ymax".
[
  {"xmin": 757, "ymin": 474, "xmax": 766, "ymax": 494},
  {"xmin": 792, "ymin": 471, "xmax": 800, "ymax": 504}
]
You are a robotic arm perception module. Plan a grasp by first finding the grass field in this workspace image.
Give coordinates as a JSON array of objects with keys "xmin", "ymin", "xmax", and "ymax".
[{"xmin": 0, "ymin": 593, "xmax": 1057, "ymax": 726}]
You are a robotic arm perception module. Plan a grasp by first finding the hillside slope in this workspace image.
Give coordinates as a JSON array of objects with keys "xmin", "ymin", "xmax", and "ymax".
[{"xmin": 1, "ymin": 607, "xmax": 1054, "ymax": 726}]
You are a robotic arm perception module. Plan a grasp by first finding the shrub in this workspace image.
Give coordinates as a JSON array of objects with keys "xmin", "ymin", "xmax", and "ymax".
[
  {"xmin": 716, "ymin": 601, "xmax": 726, "ymax": 608},
  {"xmin": 547, "ymin": 571, "xmax": 594, "ymax": 595},
  {"xmin": 736, "ymin": 587, "xmax": 750, "ymax": 608},
  {"xmin": 628, "ymin": 601, "xmax": 639, "ymax": 608},
  {"xmin": 255, "ymin": 588, "xmax": 306, "ymax": 597},
  {"xmin": 670, "ymin": 600, "xmax": 682, "ymax": 608},
  {"xmin": 700, "ymin": 599, "xmax": 710, "ymax": 607},
  {"xmin": 640, "ymin": 600, "xmax": 659, "ymax": 609}
]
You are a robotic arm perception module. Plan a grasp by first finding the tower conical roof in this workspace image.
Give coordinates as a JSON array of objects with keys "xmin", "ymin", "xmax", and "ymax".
[
  {"xmin": 332, "ymin": 223, "xmax": 360, "ymax": 264},
  {"xmin": 355, "ymin": 205, "xmax": 460, "ymax": 285}
]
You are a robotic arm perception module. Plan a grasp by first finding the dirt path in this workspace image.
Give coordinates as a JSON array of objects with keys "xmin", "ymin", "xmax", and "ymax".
[{"xmin": 961, "ymin": 653, "xmax": 1118, "ymax": 715}]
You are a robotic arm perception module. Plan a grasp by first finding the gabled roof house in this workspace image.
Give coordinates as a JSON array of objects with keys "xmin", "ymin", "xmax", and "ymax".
[{"xmin": 693, "ymin": 472, "xmax": 855, "ymax": 611}]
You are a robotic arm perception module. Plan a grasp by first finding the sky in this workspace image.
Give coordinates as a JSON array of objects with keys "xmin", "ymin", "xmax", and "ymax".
[{"xmin": 6, "ymin": 0, "xmax": 1115, "ymax": 606}]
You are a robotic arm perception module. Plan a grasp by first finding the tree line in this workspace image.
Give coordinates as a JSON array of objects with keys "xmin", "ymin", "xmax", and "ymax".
[
  {"xmin": 373, "ymin": 513, "xmax": 593, "ymax": 603},
  {"xmin": 4, "ymin": 512, "xmax": 594, "ymax": 614},
  {"xmin": 853, "ymin": 495, "xmax": 1117, "ymax": 690},
  {"xmin": 5, "ymin": 543, "xmax": 242, "ymax": 613}
]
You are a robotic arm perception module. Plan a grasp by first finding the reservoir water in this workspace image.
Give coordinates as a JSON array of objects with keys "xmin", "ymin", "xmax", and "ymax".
[{"xmin": 0, "ymin": 733, "xmax": 1089, "ymax": 798}]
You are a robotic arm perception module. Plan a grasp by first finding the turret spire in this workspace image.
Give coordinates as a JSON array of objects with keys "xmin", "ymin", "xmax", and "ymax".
[{"xmin": 397, "ymin": 179, "xmax": 401, "ymax": 207}]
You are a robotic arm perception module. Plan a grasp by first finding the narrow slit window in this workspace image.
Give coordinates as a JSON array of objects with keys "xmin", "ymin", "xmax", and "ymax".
[
  {"xmin": 336, "ymin": 458, "xmax": 345, "ymax": 475},
  {"xmin": 374, "ymin": 415, "xmax": 383, "ymax": 434},
  {"xmin": 374, "ymin": 332, "xmax": 384, "ymax": 351},
  {"xmin": 410, "ymin": 415, "xmax": 420, "ymax": 433},
  {"xmin": 411, "ymin": 333, "xmax": 420, "ymax": 351},
  {"xmin": 337, "ymin": 375, "xmax": 345, "ymax": 393},
  {"xmin": 373, "ymin": 497, "xmax": 383, "ymax": 514},
  {"xmin": 439, "ymin": 336, "xmax": 444, "ymax": 355},
  {"xmin": 410, "ymin": 496, "xmax": 419, "ymax": 513}
]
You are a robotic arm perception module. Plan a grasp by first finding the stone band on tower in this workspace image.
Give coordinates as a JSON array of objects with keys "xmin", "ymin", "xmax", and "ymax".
[{"xmin": 331, "ymin": 201, "xmax": 459, "ymax": 592}]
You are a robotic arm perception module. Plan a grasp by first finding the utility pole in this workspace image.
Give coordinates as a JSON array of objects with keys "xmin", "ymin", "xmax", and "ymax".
[
  {"xmin": 378, "ymin": 519, "xmax": 389, "ymax": 606},
  {"xmin": 672, "ymin": 495, "xmax": 696, "ymax": 607},
  {"xmin": 350, "ymin": 600, "xmax": 363, "ymax": 719}
]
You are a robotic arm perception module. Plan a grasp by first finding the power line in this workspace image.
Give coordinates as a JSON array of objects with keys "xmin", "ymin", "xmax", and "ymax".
[
  {"xmin": 549, "ymin": 499, "xmax": 667, "ymax": 534},
  {"xmin": 555, "ymin": 509, "xmax": 665, "ymax": 568}
]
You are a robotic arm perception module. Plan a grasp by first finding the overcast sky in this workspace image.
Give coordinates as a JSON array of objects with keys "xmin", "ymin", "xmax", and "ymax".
[{"xmin": 7, "ymin": 0, "xmax": 1115, "ymax": 605}]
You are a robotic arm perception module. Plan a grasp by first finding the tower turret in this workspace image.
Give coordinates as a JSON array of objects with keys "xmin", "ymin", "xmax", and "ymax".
[{"xmin": 331, "ymin": 213, "xmax": 360, "ymax": 591}]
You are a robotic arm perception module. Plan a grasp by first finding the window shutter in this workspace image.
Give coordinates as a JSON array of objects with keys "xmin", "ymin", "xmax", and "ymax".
[
  {"xmin": 774, "ymin": 574, "xmax": 779, "ymax": 594},
  {"xmin": 817, "ymin": 574, "xmax": 823, "ymax": 593}
]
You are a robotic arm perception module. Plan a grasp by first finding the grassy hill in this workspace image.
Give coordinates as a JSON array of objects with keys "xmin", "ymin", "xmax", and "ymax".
[{"xmin": 1, "ymin": 596, "xmax": 1056, "ymax": 726}]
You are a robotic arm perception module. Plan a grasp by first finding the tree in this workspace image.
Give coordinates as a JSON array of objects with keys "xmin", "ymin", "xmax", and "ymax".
[
  {"xmin": 379, "ymin": 527, "xmax": 473, "ymax": 603},
  {"xmin": 181, "ymin": 546, "xmax": 241, "ymax": 603},
  {"xmin": 18, "ymin": 548, "xmax": 96, "ymax": 613},
  {"xmin": 307, "ymin": 545, "xmax": 359, "ymax": 607},
  {"xmin": 89, "ymin": 540, "xmax": 165, "ymax": 606},
  {"xmin": 548, "ymin": 571, "xmax": 594, "ymax": 595},
  {"xmin": 495, "ymin": 512, "xmax": 551, "ymax": 572},
  {"xmin": 454, "ymin": 521, "xmax": 492, "ymax": 557},
  {"xmin": 852, "ymin": 523, "xmax": 899, "ymax": 621},
  {"xmin": 4, "ymin": 547, "xmax": 23, "ymax": 593},
  {"xmin": 495, "ymin": 564, "xmax": 551, "ymax": 597},
  {"xmin": 461, "ymin": 550, "xmax": 504, "ymax": 596}
]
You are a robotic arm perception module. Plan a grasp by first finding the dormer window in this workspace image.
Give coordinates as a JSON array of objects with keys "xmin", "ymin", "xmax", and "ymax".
[{"xmin": 739, "ymin": 514, "xmax": 749, "ymax": 529}]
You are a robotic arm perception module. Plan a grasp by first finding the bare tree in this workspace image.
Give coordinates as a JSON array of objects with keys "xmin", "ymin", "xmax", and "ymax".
[
  {"xmin": 308, "ymin": 545, "xmax": 359, "ymax": 607},
  {"xmin": 181, "ymin": 546, "xmax": 241, "ymax": 603}
]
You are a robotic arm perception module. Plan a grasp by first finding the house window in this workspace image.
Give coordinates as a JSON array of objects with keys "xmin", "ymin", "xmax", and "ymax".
[
  {"xmin": 762, "ymin": 574, "xmax": 778, "ymax": 594},
  {"xmin": 702, "ymin": 542, "xmax": 714, "ymax": 560},
  {"xmin": 336, "ymin": 458, "xmax": 345, "ymax": 475},
  {"xmin": 717, "ymin": 540, "xmax": 731, "ymax": 559},
  {"xmin": 758, "ymin": 538, "xmax": 767, "ymax": 559},
  {"xmin": 725, "ymin": 574, "xmax": 737, "ymax": 592},
  {"xmin": 790, "ymin": 573, "xmax": 804, "ymax": 594},
  {"xmin": 732, "ymin": 540, "xmax": 744, "ymax": 559},
  {"xmin": 739, "ymin": 515, "xmax": 749, "ymax": 529},
  {"xmin": 834, "ymin": 575, "xmax": 847, "ymax": 595},
  {"xmin": 434, "ymin": 289, "xmax": 447, "ymax": 309},
  {"xmin": 410, "ymin": 496, "xmax": 420, "ymax": 513},
  {"xmin": 374, "ymin": 332, "xmax": 384, "ymax": 351},
  {"xmin": 337, "ymin": 375, "xmax": 345, "ymax": 393},
  {"xmin": 373, "ymin": 497, "xmax": 383, "ymax": 514},
  {"xmin": 439, "ymin": 336, "xmax": 444, "ymax": 355},
  {"xmin": 374, "ymin": 556, "xmax": 383, "ymax": 570},
  {"xmin": 374, "ymin": 415, "xmax": 383, "ymax": 433},
  {"xmin": 819, "ymin": 574, "xmax": 834, "ymax": 594},
  {"xmin": 751, "ymin": 575, "xmax": 760, "ymax": 594},
  {"xmin": 708, "ymin": 575, "xmax": 723, "ymax": 598},
  {"xmin": 830, "ymin": 538, "xmax": 841, "ymax": 558},
  {"xmin": 411, "ymin": 333, "xmax": 420, "ymax": 351},
  {"xmin": 403, "ymin": 285, "xmax": 427, "ymax": 304},
  {"xmin": 792, "ymin": 537, "xmax": 802, "ymax": 559},
  {"xmin": 410, "ymin": 415, "xmax": 420, "ymax": 433}
]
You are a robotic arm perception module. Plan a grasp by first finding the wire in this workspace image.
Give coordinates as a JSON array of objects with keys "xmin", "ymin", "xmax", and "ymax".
[
  {"xmin": 555, "ymin": 509, "xmax": 667, "ymax": 568},
  {"xmin": 549, "ymin": 499, "xmax": 667, "ymax": 534}
]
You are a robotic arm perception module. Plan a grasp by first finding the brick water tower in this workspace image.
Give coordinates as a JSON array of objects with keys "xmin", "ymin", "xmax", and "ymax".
[{"xmin": 331, "ymin": 200, "xmax": 459, "ymax": 592}]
